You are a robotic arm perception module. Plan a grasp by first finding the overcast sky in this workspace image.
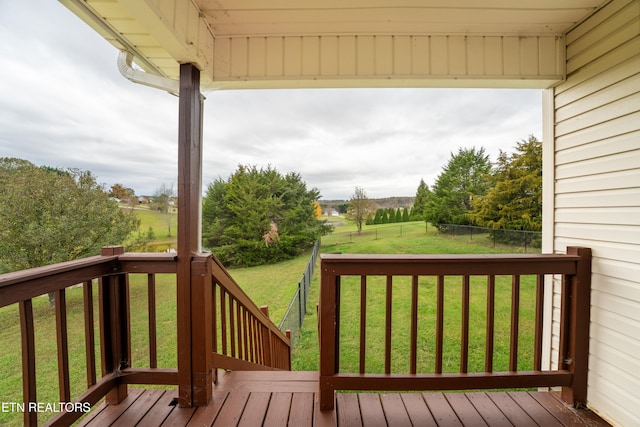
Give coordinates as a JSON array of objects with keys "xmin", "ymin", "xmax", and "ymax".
[{"xmin": 1, "ymin": 0, "xmax": 542, "ymax": 201}]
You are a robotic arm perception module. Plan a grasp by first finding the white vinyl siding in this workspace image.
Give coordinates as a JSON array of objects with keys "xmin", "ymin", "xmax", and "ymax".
[{"xmin": 550, "ymin": 0, "xmax": 640, "ymax": 425}]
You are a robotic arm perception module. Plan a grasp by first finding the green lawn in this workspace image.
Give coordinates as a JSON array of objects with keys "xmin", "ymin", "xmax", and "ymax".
[
  {"xmin": 0, "ymin": 219, "xmax": 537, "ymax": 426},
  {"xmin": 292, "ymin": 220, "xmax": 540, "ymax": 375},
  {"xmin": 125, "ymin": 207, "xmax": 177, "ymax": 251}
]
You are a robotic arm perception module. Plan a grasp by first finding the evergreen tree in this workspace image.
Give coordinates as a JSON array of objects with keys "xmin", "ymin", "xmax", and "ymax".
[
  {"xmin": 373, "ymin": 209, "xmax": 383, "ymax": 225},
  {"xmin": 202, "ymin": 165, "xmax": 332, "ymax": 266},
  {"xmin": 402, "ymin": 207, "xmax": 410, "ymax": 222},
  {"xmin": 411, "ymin": 179, "xmax": 431, "ymax": 220},
  {"xmin": 425, "ymin": 147, "xmax": 491, "ymax": 227},
  {"xmin": 471, "ymin": 135, "xmax": 542, "ymax": 231},
  {"xmin": 395, "ymin": 208, "xmax": 402, "ymax": 223}
]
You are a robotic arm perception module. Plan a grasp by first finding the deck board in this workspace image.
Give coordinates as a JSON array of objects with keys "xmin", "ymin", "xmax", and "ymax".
[
  {"xmin": 486, "ymin": 391, "xmax": 537, "ymax": 426},
  {"xmin": 82, "ymin": 371, "xmax": 610, "ymax": 426},
  {"xmin": 357, "ymin": 394, "xmax": 386, "ymax": 427},
  {"xmin": 423, "ymin": 392, "xmax": 464, "ymax": 426},
  {"xmin": 336, "ymin": 393, "xmax": 363, "ymax": 426},
  {"xmin": 380, "ymin": 394, "xmax": 412, "ymax": 427},
  {"xmin": 237, "ymin": 392, "xmax": 270, "ymax": 427},
  {"xmin": 400, "ymin": 393, "xmax": 438, "ymax": 426},
  {"xmin": 445, "ymin": 393, "xmax": 488, "ymax": 427}
]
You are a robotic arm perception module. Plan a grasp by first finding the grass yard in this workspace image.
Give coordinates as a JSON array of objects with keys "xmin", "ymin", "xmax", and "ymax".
[
  {"xmin": 125, "ymin": 207, "xmax": 178, "ymax": 251},
  {"xmin": 292, "ymin": 220, "xmax": 540, "ymax": 375}
]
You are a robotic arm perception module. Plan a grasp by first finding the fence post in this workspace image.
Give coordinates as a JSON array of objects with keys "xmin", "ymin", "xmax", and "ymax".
[
  {"xmin": 299, "ymin": 282, "xmax": 304, "ymax": 327},
  {"xmin": 560, "ymin": 247, "xmax": 592, "ymax": 407}
]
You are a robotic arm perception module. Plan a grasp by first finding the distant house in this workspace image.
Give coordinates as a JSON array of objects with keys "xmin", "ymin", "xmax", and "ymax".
[{"xmin": 324, "ymin": 208, "xmax": 341, "ymax": 217}]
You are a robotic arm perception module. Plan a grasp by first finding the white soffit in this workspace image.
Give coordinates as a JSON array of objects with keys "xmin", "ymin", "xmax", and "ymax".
[{"xmin": 61, "ymin": 0, "xmax": 610, "ymax": 89}]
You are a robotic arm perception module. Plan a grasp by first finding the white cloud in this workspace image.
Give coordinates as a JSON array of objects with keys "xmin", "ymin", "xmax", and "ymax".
[{"xmin": 1, "ymin": 1, "xmax": 542, "ymax": 201}]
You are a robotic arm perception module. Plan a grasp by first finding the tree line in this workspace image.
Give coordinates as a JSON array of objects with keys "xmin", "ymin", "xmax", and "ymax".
[
  {"xmin": 412, "ymin": 135, "xmax": 542, "ymax": 232},
  {"xmin": 342, "ymin": 135, "xmax": 541, "ymax": 236}
]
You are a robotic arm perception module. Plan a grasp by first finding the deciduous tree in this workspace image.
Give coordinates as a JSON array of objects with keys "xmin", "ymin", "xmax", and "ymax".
[
  {"xmin": 345, "ymin": 186, "xmax": 372, "ymax": 233},
  {"xmin": 0, "ymin": 158, "xmax": 139, "ymax": 274},
  {"xmin": 153, "ymin": 183, "xmax": 175, "ymax": 236}
]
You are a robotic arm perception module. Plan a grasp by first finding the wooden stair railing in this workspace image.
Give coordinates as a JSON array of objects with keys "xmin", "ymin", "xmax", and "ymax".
[
  {"xmin": 208, "ymin": 254, "xmax": 291, "ymax": 373},
  {"xmin": 0, "ymin": 246, "xmax": 290, "ymax": 426},
  {"xmin": 319, "ymin": 247, "xmax": 592, "ymax": 410}
]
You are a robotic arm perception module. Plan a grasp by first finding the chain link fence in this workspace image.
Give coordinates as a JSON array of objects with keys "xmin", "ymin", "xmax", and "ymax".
[
  {"xmin": 278, "ymin": 239, "xmax": 320, "ymax": 345},
  {"xmin": 436, "ymin": 224, "xmax": 542, "ymax": 253}
]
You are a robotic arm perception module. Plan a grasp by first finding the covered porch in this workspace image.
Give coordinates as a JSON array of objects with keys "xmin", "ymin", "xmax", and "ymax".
[
  {"xmin": 2, "ymin": 0, "xmax": 638, "ymax": 425},
  {"xmin": 0, "ymin": 243, "xmax": 607, "ymax": 426}
]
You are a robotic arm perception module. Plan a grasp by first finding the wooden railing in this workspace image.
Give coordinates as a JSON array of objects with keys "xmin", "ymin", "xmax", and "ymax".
[
  {"xmin": 318, "ymin": 247, "xmax": 592, "ymax": 410},
  {"xmin": 0, "ymin": 246, "xmax": 290, "ymax": 426},
  {"xmin": 209, "ymin": 255, "xmax": 291, "ymax": 372}
]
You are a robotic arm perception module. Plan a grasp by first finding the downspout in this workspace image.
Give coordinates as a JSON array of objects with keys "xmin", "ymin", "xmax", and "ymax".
[
  {"xmin": 117, "ymin": 50, "xmax": 205, "ymax": 249},
  {"xmin": 117, "ymin": 50, "xmax": 180, "ymax": 96}
]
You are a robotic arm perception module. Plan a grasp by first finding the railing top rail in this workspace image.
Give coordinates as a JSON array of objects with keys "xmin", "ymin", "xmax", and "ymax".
[
  {"xmin": 321, "ymin": 253, "xmax": 581, "ymax": 262},
  {"xmin": 118, "ymin": 252, "xmax": 177, "ymax": 274},
  {"xmin": 321, "ymin": 253, "xmax": 582, "ymax": 276},
  {"xmin": 0, "ymin": 255, "xmax": 118, "ymax": 308}
]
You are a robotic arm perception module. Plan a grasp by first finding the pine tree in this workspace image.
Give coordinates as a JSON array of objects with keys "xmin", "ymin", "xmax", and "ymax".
[
  {"xmin": 425, "ymin": 147, "xmax": 491, "ymax": 227},
  {"xmin": 471, "ymin": 135, "xmax": 542, "ymax": 231},
  {"xmin": 411, "ymin": 179, "xmax": 431, "ymax": 220}
]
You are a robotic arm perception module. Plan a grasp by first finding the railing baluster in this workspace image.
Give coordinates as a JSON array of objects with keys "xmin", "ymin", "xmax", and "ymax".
[
  {"xmin": 212, "ymin": 282, "xmax": 218, "ymax": 383},
  {"xmin": 212, "ymin": 283, "xmax": 218, "ymax": 355},
  {"xmin": 220, "ymin": 288, "xmax": 228, "ymax": 355},
  {"xmin": 410, "ymin": 276, "xmax": 419, "ymax": 374},
  {"xmin": 253, "ymin": 316, "xmax": 259, "ymax": 363},
  {"xmin": 83, "ymin": 280, "xmax": 97, "ymax": 387},
  {"xmin": 243, "ymin": 307, "xmax": 250, "ymax": 361},
  {"xmin": 510, "ymin": 275, "xmax": 521, "ymax": 371},
  {"xmin": 359, "ymin": 275, "xmax": 367, "ymax": 374},
  {"xmin": 55, "ymin": 289, "xmax": 71, "ymax": 402},
  {"xmin": 236, "ymin": 301, "xmax": 243, "ymax": 359},
  {"xmin": 435, "ymin": 275, "xmax": 445, "ymax": 374},
  {"xmin": 461, "ymin": 275, "xmax": 470, "ymax": 373},
  {"xmin": 485, "ymin": 275, "xmax": 495, "ymax": 372},
  {"xmin": 385, "ymin": 275, "xmax": 393, "ymax": 374},
  {"xmin": 247, "ymin": 312, "xmax": 253, "ymax": 362},
  {"xmin": 147, "ymin": 273, "xmax": 157, "ymax": 369},
  {"xmin": 229, "ymin": 299, "xmax": 236, "ymax": 358},
  {"xmin": 251, "ymin": 315, "xmax": 257, "ymax": 363},
  {"xmin": 534, "ymin": 274, "xmax": 545, "ymax": 370},
  {"xmin": 19, "ymin": 299, "xmax": 37, "ymax": 427}
]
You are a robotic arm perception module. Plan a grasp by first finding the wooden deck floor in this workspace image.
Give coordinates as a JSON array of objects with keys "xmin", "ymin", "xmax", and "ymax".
[{"xmin": 80, "ymin": 371, "xmax": 609, "ymax": 426}]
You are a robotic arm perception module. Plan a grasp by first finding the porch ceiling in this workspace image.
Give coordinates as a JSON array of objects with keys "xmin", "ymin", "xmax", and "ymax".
[{"xmin": 61, "ymin": 0, "xmax": 609, "ymax": 89}]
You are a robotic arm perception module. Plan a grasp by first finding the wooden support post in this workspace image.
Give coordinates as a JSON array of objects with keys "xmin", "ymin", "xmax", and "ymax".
[
  {"xmin": 176, "ymin": 62, "xmax": 207, "ymax": 407},
  {"xmin": 319, "ymin": 261, "xmax": 338, "ymax": 410},
  {"xmin": 190, "ymin": 255, "xmax": 213, "ymax": 405},
  {"xmin": 560, "ymin": 247, "xmax": 592, "ymax": 407},
  {"xmin": 99, "ymin": 246, "xmax": 129, "ymax": 404}
]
